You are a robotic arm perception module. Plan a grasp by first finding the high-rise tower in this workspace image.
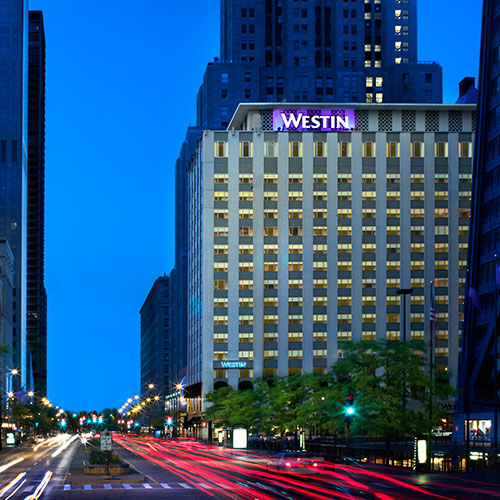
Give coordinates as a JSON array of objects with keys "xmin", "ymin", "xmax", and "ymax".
[
  {"xmin": 0, "ymin": 0, "xmax": 29, "ymax": 389},
  {"xmin": 457, "ymin": 0, "xmax": 499, "ymax": 447},
  {"xmin": 198, "ymin": 0, "xmax": 442, "ymax": 129},
  {"xmin": 27, "ymin": 10, "xmax": 47, "ymax": 397}
]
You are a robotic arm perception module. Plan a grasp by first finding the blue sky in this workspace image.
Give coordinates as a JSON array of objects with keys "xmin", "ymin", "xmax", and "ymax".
[{"xmin": 27, "ymin": 0, "xmax": 482, "ymax": 411}]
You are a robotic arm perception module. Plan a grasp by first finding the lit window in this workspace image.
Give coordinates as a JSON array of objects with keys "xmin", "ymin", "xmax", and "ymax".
[
  {"xmin": 459, "ymin": 142, "xmax": 472, "ymax": 158},
  {"xmin": 314, "ymin": 173, "xmax": 328, "ymax": 183},
  {"xmin": 214, "ymin": 173, "xmax": 228, "ymax": 183},
  {"xmin": 239, "ymin": 209, "xmax": 253, "ymax": 219},
  {"xmin": 213, "ymin": 315, "xmax": 228, "ymax": 325},
  {"xmin": 214, "ymin": 191, "xmax": 229, "ymax": 201},
  {"xmin": 214, "ymin": 262, "xmax": 228, "ymax": 272},
  {"xmin": 239, "ymin": 315, "xmax": 254, "ymax": 325},
  {"xmin": 314, "ymin": 141, "xmax": 327, "ymax": 157},
  {"xmin": 387, "ymin": 142, "xmax": 400, "ymax": 157},
  {"xmin": 214, "ymin": 280, "xmax": 228, "ymax": 290},
  {"xmin": 411, "ymin": 142, "xmax": 424, "ymax": 158},
  {"xmin": 313, "ymin": 191, "xmax": 327, "ymax": 201},
  {"xmin": 363, "ymin": 141, "xmax": 376, "ymax": 157},
  {"xmin": 338, "ymin": 142, "xmax": 352, "ymax": 157},
  {"xmin": 214, "ymin": 141, "xmax": 228, "ymax": 157},
  {"xmin": 289, "ymin": 173, "xmax": 303, "ymax": 183},
  {"xmin": 289, "ymin": 141, "xmax": 303, "ymax": 157},
  {"xmin": 289, "ymin": 332, "xmax": 303, "ymax": 341},
  {"xmin": 240, "ymin": 141, "xmax": 253, "ymax": 157},
  {"xmin": 239, "ymin": 191, "xmax": 253, "ymax": 201},
  {"xmin": 214, "ymin": 351, "xmax": 228, "ymax": 361},
  {"xmin": 264, "ymin": 173, "xmax": 278, "ymax": 184},
  {"xmin": 214, "ymin": 333, "xmax": 228, "ymax": 343},
  {"xmin": 289, "ymin": 191, "xmax": 303, "ymax": 201},
  {"xmin": 239, "ymin": 280, "xmax": 253, "ymax": 289},
  {"xmin": 239, "ymin": 174, "xmax": 254, "ymax": 183},
  {"xmin": 435, "ymin": 142, "xmax": 448, "ymax": 158}
]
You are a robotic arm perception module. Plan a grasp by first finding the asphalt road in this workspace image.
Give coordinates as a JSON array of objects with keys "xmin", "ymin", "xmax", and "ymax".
[
  {"xmin": 2, "ymin": 435, "xmax": 497, "ymax": 500},
  {"xmin": 47, "ymin": 434, "xmax": 500, "ymax": 500},
  {"xmin": 0, "ymin": 435, "xmax": 79, "ymax": 499}
]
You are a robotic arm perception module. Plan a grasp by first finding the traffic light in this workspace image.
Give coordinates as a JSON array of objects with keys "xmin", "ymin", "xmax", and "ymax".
[
  {"xmin": 166, "ymin": 416, "xmax": 173, "ymax": 427},
  {"xmin": 345, "ymin": 393, "xmax": 355, "ymax": 423}
]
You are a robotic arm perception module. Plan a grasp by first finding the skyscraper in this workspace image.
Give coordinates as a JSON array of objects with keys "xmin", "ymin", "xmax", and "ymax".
[
  {"xmin": 140, "ymin": 275, "xmax": 171, "ymax": 410},
  {"xmin": 198, "ymin": 0, "xmax": 442, "ymax": 129},
  {"xmin": 27, "ymin": 10, "xmax": 47, "ymax": 397},
  {"xmin": 185, "ymin": 102, "xmax": 474, "ymax": 429},
  {"xmin": 457, "ymin": 0, "xmax": 499, "ymax": 447},
  {"xmin": 0, "ymin": 0, "xmax": 29, "ymax": 389}
]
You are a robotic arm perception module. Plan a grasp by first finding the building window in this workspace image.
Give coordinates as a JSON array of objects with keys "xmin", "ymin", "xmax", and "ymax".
[
  {"xmin": 264, "ymin": 141, "xmax": 277, "ymax": 157},
  {"xmin": 411, "ymin": 141, "xmax": 424, "ymax": 158},
  {"xmin": 363, "ymin": 141, "xmax": 376, "ymax": 157},
  {"xmin": 459, "ymin": 141, "xmax": 472, "ymax": 158},
  {"xmin": 214, "ymin": 141, "xmax": 228, "ymax": 157},
  {"xmin": 314, "ymin": 141, "xmax": 327, "ymax": 157},
  {"xmin": 387, "ymin": 142, "xmax": 400, "ymax": 157},
  {"xmin": 435, "ymin": 142, "xmax": 449, "ymax": 158},
  {"xmin": 214, "ymin": 280, "xmax": 228, "ymax": 290},
  {"xmin": 338, "ymin": 142, "xmax": 351, "ymax": 157},
  {"xmin": 240, "ymin": 141, "xmax": 253, "ymax": 157},
  {"xmin": 289, "ymin": 141, "xmax": 303, "ymax": 157}
]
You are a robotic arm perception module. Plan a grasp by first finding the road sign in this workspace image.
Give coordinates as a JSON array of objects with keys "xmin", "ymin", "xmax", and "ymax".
[{"xmin": 100, "ymin": 434, "xmax": 112, "ymax": 451}]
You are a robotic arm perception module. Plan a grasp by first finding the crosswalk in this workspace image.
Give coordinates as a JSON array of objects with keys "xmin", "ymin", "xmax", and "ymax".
[{"xmin": 58, "ymin": 482, "xmax": 213, "ymax": 492}]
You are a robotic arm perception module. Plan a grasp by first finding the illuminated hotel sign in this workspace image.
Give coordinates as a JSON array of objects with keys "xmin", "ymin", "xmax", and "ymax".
[
  {"xmin": 273, "ymin": 109, "xmax": 356, "ymax": 131},
  {"xmin": 221, "ymin": 361, "xmax": 247, "ymax": 369}
]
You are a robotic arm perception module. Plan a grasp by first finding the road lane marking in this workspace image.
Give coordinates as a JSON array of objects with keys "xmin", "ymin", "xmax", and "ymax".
[
  {"xmin": 179, "ymin": 483, "xmax": 193, "ymax": 489},
  {"xmin": 22, "ymin": 487, "xmax": 34, "ymax": 493},
  {"xmin": 123, "ymin": 484, "xmax": 132, "ymax": 489},
  {"xmin": 160, "ymin": 483, "xmax": 172, "ymax": 489},
  {"xmin": 104, "ymin": 484, "xmax": 112, "ymax": 489},
  {"xmin": 199, "ymin": 483, "xmax": 213, "ymax": 489},
  {"xmin": 84, "ymin": 485, "xmax": 91, "ymax": 490},
  {"xmin": 143, "ymin": 484, "xmax": 152, "ymax": 489},
  {"xmin": 63, "ymin": 485, "xmax": 70, "ymax": 491}
]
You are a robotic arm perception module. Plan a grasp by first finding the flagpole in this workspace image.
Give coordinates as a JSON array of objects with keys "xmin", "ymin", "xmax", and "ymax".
[{"xmin": 428, "ymin": 280, "xmax": 435, "ymax": 471}]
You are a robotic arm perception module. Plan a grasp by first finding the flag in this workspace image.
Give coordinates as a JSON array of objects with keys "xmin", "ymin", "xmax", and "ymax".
[{"xmin": 430, "ymin": 284, "xmax": 438, "ymax": 325}]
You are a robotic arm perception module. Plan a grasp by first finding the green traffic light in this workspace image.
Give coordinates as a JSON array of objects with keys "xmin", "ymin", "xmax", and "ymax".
[{"xmin": 346, "ymin": 407, "xmax": 355, "ymax": 415}]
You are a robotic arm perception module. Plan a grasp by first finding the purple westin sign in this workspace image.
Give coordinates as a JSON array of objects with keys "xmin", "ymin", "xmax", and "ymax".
[{"xmin": 273, "ymin": 109, "xmax": 356, "ymax": 131}]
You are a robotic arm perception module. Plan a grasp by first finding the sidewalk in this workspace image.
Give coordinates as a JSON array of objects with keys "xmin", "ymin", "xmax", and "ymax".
[{"xmin": 67, "ymin": 444, "xmax": 144, "ymax": 485}]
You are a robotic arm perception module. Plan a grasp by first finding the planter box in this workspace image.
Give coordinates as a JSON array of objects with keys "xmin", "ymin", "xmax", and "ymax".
[{"xmin": 82, "ymin": 460, "xmax": 130, "ymax": 475}]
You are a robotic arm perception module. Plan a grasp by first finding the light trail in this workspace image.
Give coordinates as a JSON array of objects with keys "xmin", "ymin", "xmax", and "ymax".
[
  {"xmin": 23, "ymin": 471, "xmax": 52, "ymax": 500},
  {"xmin": 0, "ymin": 458, "xmax": 24, "ymax": 474},
  {"xmin": 0, "ymin": 473, "xmax": 26, "ymax": 498},
  {"xmin": 33, "ymin": 435, "xmax": 63, "ymax": 452},
  {"xmin": 5, "ymin": 479, "xmax": 26, "ymax": 500},
  {"xmin": 51, "ymin": 434, "xmax": 79, "ymax": 457}
]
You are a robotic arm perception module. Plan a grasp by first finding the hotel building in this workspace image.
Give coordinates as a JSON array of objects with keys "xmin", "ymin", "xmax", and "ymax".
[{"xmin": 185, "ymin": 103, "xmax": 475, "ymax": 419}]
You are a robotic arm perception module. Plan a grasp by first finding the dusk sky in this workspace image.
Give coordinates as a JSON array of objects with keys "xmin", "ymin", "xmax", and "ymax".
[{"xmin": 28, "ymin": 0, "xmax": 481, "ymax": 411}]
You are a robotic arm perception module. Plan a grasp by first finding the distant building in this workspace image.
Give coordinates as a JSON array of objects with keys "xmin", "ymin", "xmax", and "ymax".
[
  {"xmin": 27, "ymin": 10, "xmax": 47, "ymax": 397},
  {"xmin": 140, "ymin": 274, "xmax": 171, "ymax": 420},
  {"xmin": 0, "ymin": 0, "xmax": 29, "ymax": 389},
  {"xmin": 185, "ymin": 102, "xmax": 474, "ymax": 430},
  {"xmin": 0, "ymin": 239, "xmax": 14, "ymax": 395},
  {"xmin": 197, "ymin": 0, "xmax": 442, "ymax": 130},
  {"xmin": 456, "ymin": 0, "xmax": 500, "ymax": 446}
]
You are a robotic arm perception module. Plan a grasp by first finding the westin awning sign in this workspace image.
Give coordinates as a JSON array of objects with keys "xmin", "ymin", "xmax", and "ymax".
[{"xmin": 273, "ymin": 109, "xmax": 356, "ymax": 131}]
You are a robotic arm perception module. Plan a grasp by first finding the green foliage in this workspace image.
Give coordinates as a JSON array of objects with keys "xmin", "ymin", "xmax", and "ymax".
[
  {"xmin": 89, "ymin": 451, "xmax": 121, "ymax": 465},
  {"xmin": 204, "ymin": 340, "xmax": 454, "ymax": 439}
]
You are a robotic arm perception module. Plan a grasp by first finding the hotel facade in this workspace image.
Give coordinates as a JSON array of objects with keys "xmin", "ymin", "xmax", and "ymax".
[{"xmin": 186, "ymin": 103, "xmax": 474, "ymax": 419}]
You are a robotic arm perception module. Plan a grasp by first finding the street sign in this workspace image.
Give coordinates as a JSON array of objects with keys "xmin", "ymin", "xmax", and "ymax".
[{"xmin": 100, "ymin": 434, "xmax": 112, "ymax": 451}]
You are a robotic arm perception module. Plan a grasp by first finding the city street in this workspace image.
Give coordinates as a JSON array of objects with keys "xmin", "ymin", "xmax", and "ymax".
[
  {"xmin": 0, "ymin": 435, "xmax": 79, "ymax": 499},
  {"xmin": 40, "ymin": 435, "xmax": 500, "ymax": 500}
]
